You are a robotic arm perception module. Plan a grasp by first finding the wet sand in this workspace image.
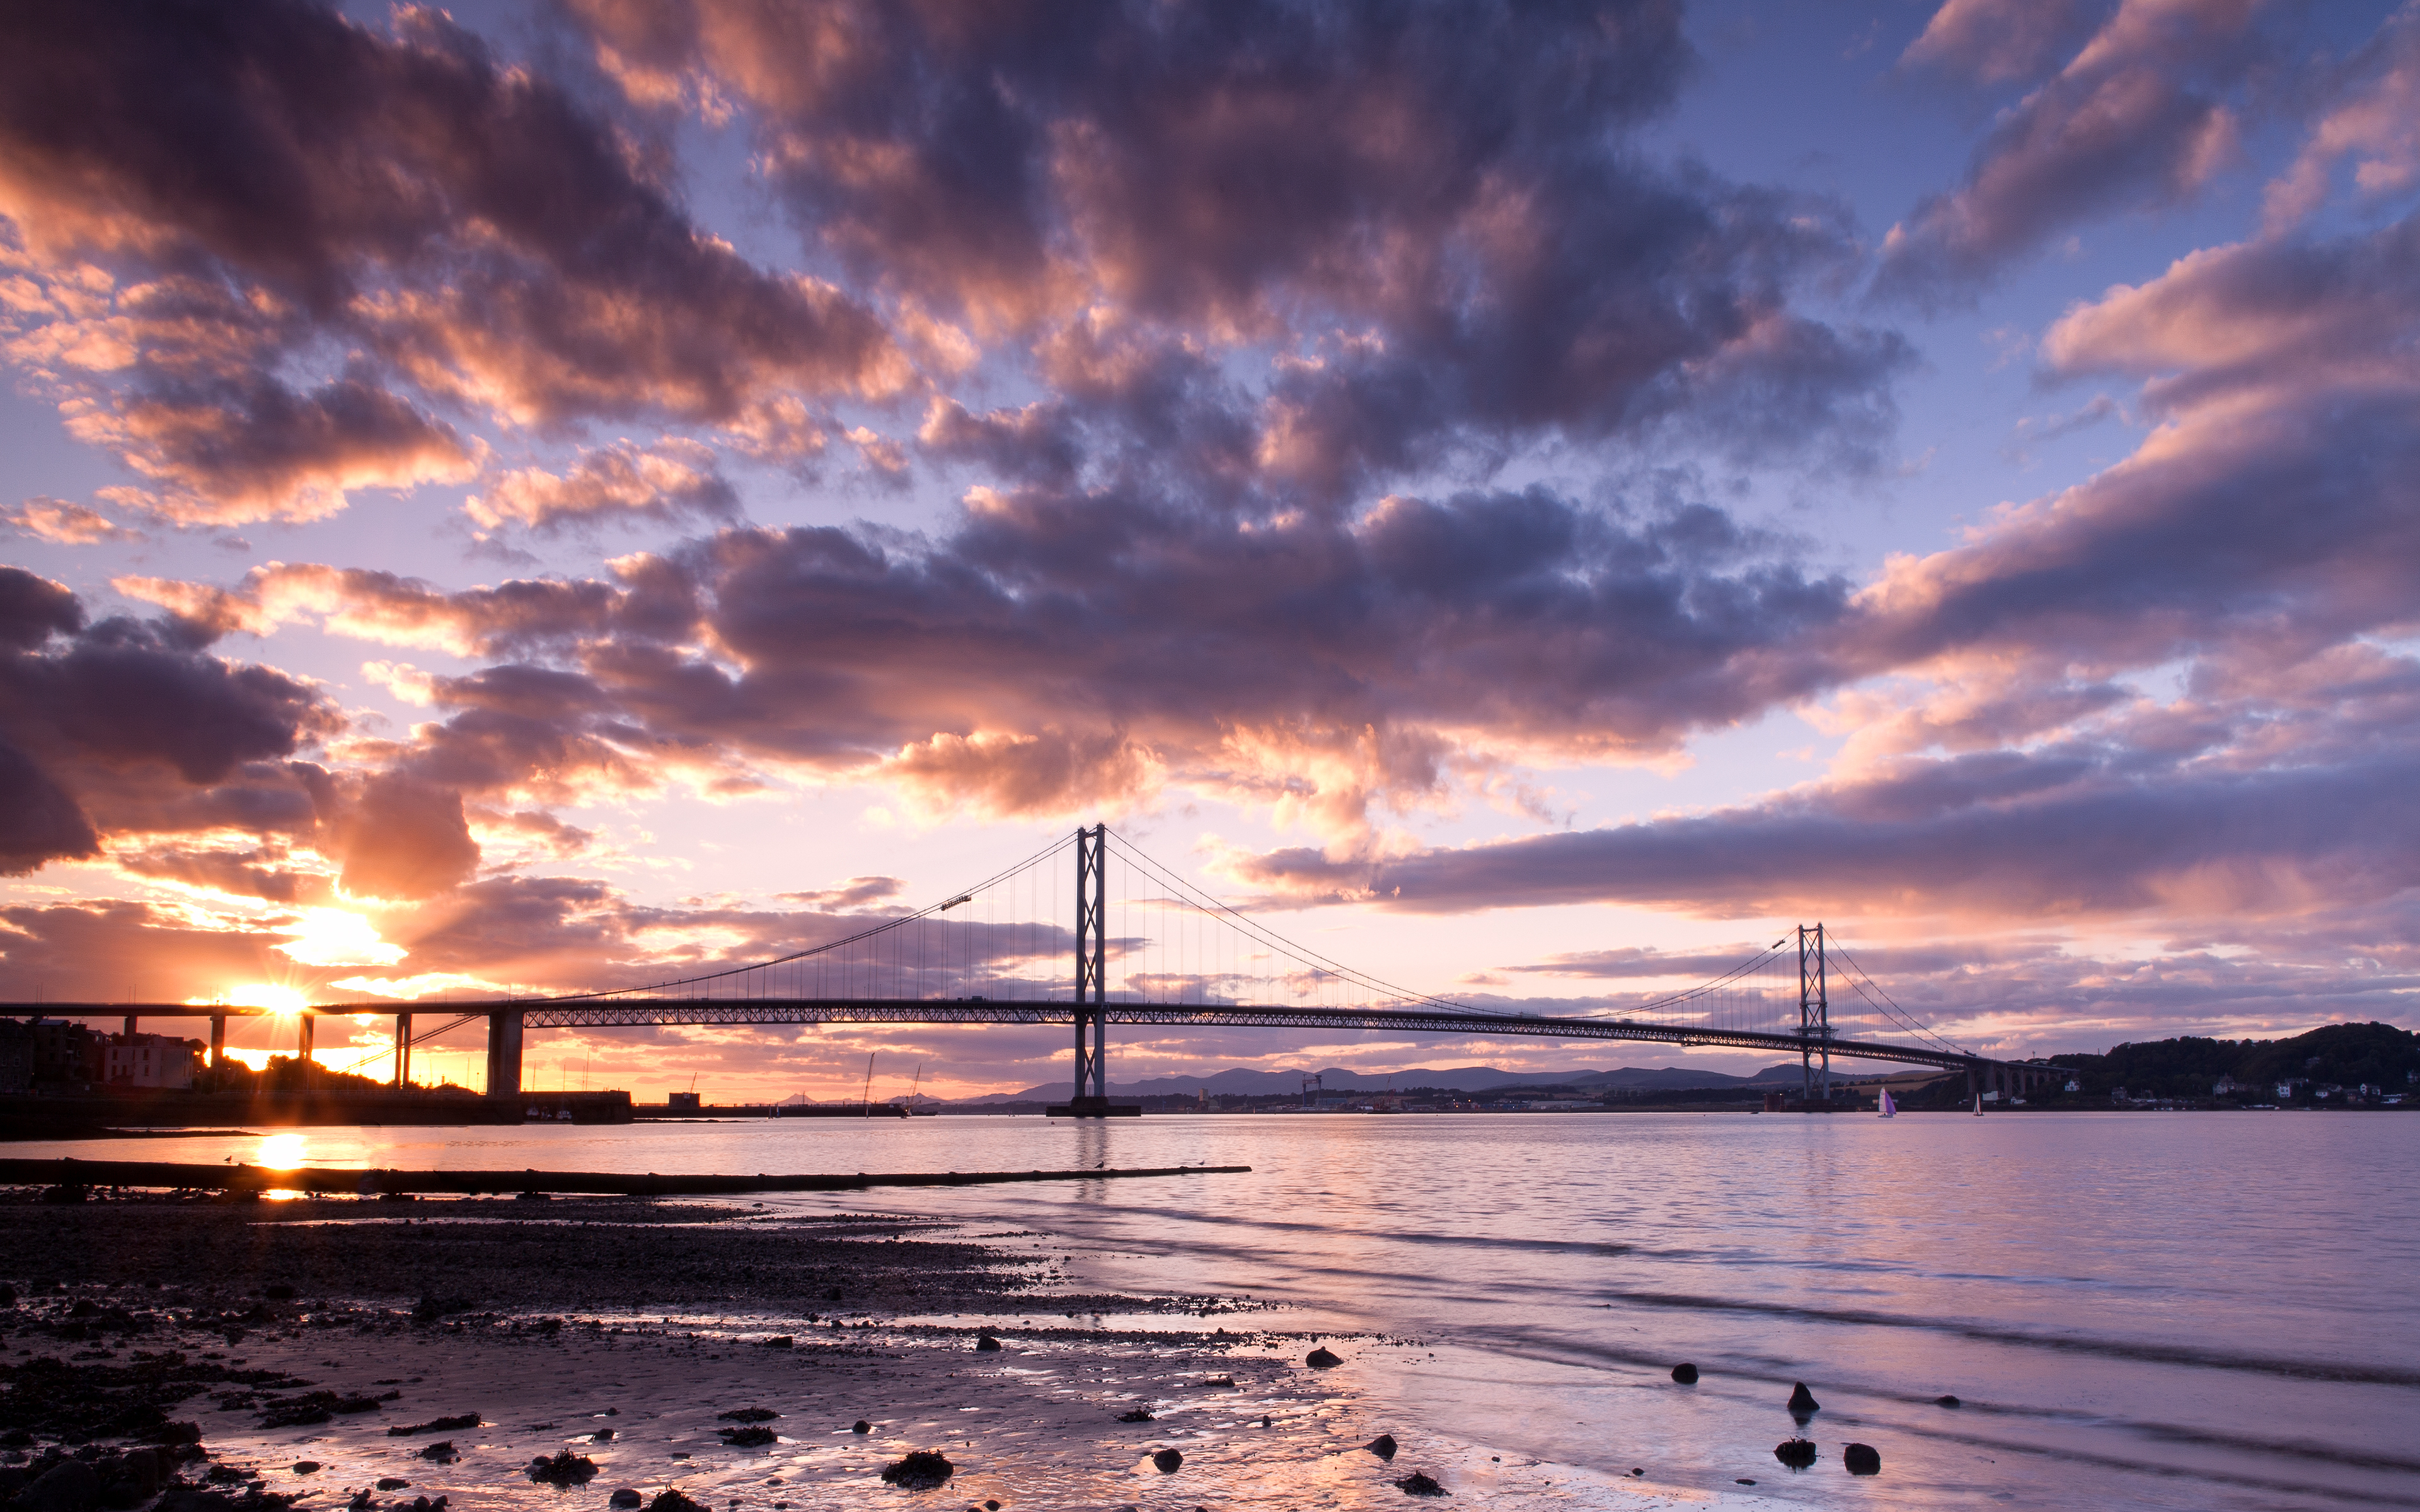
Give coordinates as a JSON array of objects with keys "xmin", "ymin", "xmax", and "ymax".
[{"xmin": 2, "ymin": 1193, "xmax": 1772, "ymax": 1509}]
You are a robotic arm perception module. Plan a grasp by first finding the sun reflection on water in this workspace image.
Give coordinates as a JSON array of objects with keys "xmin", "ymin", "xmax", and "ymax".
[{"xmin": 256, "ymin": 1131, "xmax": 306, "ymax": 1168}]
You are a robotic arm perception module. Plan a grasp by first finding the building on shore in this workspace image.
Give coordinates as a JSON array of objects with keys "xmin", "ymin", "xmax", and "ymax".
[
  {"xmin": 0, "ymin": 1019, "xmax": 206, "ymax": 1091},
  {"xmin": 104, "ymin": 1033, "xmax": 205, "ymax": 1089}
]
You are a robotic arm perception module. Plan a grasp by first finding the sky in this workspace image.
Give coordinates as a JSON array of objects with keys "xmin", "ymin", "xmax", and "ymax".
[{"xmin": 4, "ymin": 0, "xmax": 2419, "ymax": 1102}]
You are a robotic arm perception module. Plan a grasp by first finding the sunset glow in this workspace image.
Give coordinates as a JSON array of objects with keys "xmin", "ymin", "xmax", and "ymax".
[
  {"xmin": 219, "ymin": 984, "xmax": 311, "ymax": 1016},
  {"xmin": 1, "ymin": 0, "xmax": 2414, "ymax": 1100}
]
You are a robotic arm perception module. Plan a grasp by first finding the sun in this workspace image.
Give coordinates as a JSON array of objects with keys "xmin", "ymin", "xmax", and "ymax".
[{"xmin": 223, "ymin": 983, "xmax": 311, "ymax": 1015}]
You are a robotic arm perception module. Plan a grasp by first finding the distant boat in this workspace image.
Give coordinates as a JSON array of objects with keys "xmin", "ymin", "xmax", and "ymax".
[{"xmin": 1877, "ymin": 1089, "xmax": 1897, "ymax": 1118}]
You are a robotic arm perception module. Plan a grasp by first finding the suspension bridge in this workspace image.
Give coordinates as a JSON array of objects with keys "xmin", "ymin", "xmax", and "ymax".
[{"xmin": 13, "ymin": 825, "xmax": 2060, "ymax": 1109}]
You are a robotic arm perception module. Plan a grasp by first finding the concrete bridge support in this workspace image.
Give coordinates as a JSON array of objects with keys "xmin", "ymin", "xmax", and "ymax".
[
  {"xmin": 209, "ymin": 1014, "xmax": 225, "ymax": 1069},
  {"xmin": 485, "ymin": 1009, "xmax": 524, "ymax": 1097},
  {"xmin": 393, "ymin": 1012, "xmax": 412, "ymax": 1089}
]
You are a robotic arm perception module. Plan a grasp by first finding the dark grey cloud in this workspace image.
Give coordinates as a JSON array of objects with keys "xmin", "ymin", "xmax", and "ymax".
[
  {"xmin": 580, "ymin": 0, "xmax": 1909, "ymax": 491},
  {"xmin": 0, "ymin": 569, "xmax": 340, "ymax": 877},
  {"xmin": 0, "ymin": 0, "xmax": 899, "ymax": 521},
  {"xmin": 163, "ymin": 476, "xmax": 1850, "ymax": 835},
  {"xmin": 1235, "ymin": 741, "xmax": 2420, "ymax": 922}
]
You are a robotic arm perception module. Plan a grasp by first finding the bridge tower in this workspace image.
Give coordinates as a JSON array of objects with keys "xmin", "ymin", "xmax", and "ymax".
[
  {"xmin": 1797, "ymin": 924, "xmax": 1831, "ymax": 1107},
  {"xmin": 1050, "ymin": 823, "xmax": 1138, "ymax": 1116}
]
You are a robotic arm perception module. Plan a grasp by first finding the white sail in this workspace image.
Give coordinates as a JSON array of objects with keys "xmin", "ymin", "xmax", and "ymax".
[{"xmin": 1877, "ymin": 1089, "xmax": 1896, "ymax": 1118}]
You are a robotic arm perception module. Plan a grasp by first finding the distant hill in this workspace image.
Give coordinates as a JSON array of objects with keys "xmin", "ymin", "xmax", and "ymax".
[
  {"xmin": 950, "ymin": 1060, "xmax": 1808, "ymax": 1104},
  {"xmin": 1899, "ymin": 1021, "xmax": 2420, "ymax": 1108}
]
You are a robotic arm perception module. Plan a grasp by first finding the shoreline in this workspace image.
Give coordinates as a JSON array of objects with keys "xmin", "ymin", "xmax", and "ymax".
[{"xmin": 0, "ymin": 1193, "xmax": 1773, "ymax": 1509}]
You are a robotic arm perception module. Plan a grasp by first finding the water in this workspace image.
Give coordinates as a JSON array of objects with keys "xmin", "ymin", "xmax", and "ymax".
[{"xmin": 25, "ymin": 1111, "xmax": 2417, "ymax": 1508}]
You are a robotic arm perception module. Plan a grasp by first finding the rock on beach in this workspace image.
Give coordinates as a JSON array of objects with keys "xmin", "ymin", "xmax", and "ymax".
[{"xmin": 879, "ymin": 1451, "xmax": 955, "ymax": 1491}]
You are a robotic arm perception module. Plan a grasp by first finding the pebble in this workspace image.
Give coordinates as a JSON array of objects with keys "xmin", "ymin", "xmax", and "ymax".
[
  {"xmin": 851, "ymin": 1421, "xmax": 872, "ymax": 1435},
  {"xmin": 1364, "ymin": 1434, "xmax": 1397, "ymax": 1460},
  {"xmin": 1151, "ymin": 1449, "xmax": 1183, "ymax": 1474},
  {"xmin": 1843, "ymin": 1442, "xmax": 1881, "ymax": 1475},
  {"xmin": 1670, "ymin": 1363, "xmax": 1698, "ymax": 1384},
  {"xmin": 975, "ymin": 1334, "xmax": 1001, "ymax": 1352},
  {"xmin": 1393, "ymin": 1470, "xmax": 1448, "ymax": 1497},
  {"xmin": 1773, "ymin": 1438, "xmax": 1816, "ymax": 1469},
  {"xmin": 292, "ymin": 1463, "xmax": 322, "ymax": 1475},
  {"xmin": 1935, "ymin": 1394, "xmax": 1962, "ymax": 1408},
  {"xmin": 610, "ymin": 1491, "xmax": 643, "ymax": 1509},
  {"xmin": 1786, "ymin": 1382, "xmax": 1820, "ymax": 1414},
  {"xmin": 1305, "ymin": 1346, "xmax": 1342, "ymax": 1368}
]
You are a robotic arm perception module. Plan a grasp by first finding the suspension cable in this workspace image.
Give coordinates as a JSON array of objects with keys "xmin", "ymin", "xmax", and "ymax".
[
  {"xmin": 544, "ymin": 830, "xmax": 1078, "ymax": 1002},
  {"xmin": 1826, "ymin": 941, "xmax": 1969, "ymax": 1057}
]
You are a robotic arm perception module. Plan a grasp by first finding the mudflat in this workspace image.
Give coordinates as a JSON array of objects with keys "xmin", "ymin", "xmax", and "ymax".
[{"xmin": 0, "ymin": 1191, "xmax": 1759, "ymax": 1509}]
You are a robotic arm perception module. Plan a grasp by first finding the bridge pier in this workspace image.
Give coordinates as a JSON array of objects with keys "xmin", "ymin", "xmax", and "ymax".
[
  {"xmin": 297, "ymin": 1013, "xmax": 313, "ymax": 1079},
  {"xmin": 394, "ymin": 1011, "xmax": 412, "ymax": 1089},
  {"xmin": 485, "ymin": 1009, "xmax": 524, "ymax": 1097},
  {"xmin": 209, "ymin": 1014, "xmax": 225, "ymax": 1070}
]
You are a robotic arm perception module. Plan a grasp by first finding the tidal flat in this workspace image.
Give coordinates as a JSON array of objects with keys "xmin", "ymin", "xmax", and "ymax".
[{"xmin": 0, "ymin": 1193, "xmax": 1761, "ymax": 1511}]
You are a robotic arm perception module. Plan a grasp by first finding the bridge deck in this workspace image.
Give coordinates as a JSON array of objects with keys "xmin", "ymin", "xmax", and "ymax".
[{"xmin": 11, "ymin": 998, "xmax": 2009, "ymax": 1074}]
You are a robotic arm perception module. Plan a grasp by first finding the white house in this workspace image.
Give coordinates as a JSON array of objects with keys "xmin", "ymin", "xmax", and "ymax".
[{"xmin": 103, "ymin": 1034, "xmax": 202, "ymax": 1089}]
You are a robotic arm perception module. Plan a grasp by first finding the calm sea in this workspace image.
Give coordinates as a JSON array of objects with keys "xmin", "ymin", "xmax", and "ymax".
[{"xmin": 20, "ymin": 1111, "xmax": 2417, "ymax": 1509}]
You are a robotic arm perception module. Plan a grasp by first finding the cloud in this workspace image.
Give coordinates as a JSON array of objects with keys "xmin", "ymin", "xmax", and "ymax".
[
  {"xmin": 777, "ymin": 876, "xmax": 906, "ymax": 912},
  {"xmin": 1854, "ymin": 217, "xmax": 2420, "ymax": 679},
  {"xmin": 0, "ymin": 568, "xmax": 340, "ymax": 877},
  {"xmin": 76, "ymin": 365, "xmax": 485, "ymax": 527},
  {"xmin": 1876, "ymin": 0, "xmax": 2265, "ymax": 304},
  {"xmin": 3, "ymin": 496, "xmax": 141, "ymax": 545},
  {"xmin": 0, "ymin": 0, "xmax": 902, "ymax": 524},
  {"xmin": 2262, "ymin": 2, "xmax": 2420, "ymax": 231},
  {"xmin": 2000, "ymin": 393, "xmax": 2124, "ymax": 462},
  {"xmin": 466, "ymin": 438, "xmax": 739, "ymax": 534},
  {"xmin": 1901, "ymin": 0, "xmax": 2106, "ymax": 86},
  {"xmin": 573, "ymin": 0, "xmax": 1908, "ymax": 485},
  {"xmin": 0, "ymin": 740, "xmax": 100, "ymax": 876},
  {"xmin": 0, "ymin": 568, "xmax": 84, "ymax": 649},
  {"xmin": 331, "ymin": 772, "xmax": 481, "ymax": 901},
  {"xmin": 880, "ymin": 730, "xmax": 1167, "ymax": 821},
  {"xmin": 114, "ymin": 474, "xmax": 1857, "ymax": 842},
  {"xmin": 1233, "ymin": 740, "xmax": 2420, "ymax": 922}
]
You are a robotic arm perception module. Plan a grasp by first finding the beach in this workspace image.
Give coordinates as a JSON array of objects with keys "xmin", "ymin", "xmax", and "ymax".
[{"xmin": 0, "ymin": 1191, "xmax": 1768, "ymax": 1511}]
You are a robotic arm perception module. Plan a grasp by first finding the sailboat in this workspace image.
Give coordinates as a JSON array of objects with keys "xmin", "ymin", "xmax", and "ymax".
[{"xmin": 1877, "ymin": 1088, "xmax": 1897, "ymax": 1118}]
